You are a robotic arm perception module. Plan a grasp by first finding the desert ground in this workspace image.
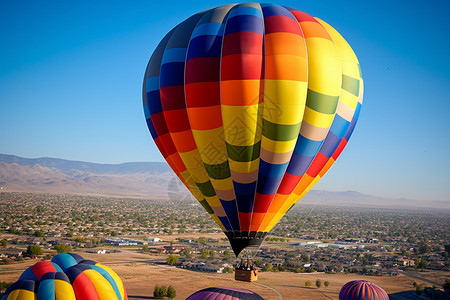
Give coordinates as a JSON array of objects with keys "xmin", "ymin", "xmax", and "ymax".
[{"xmin": 1, "ymin": 249, "xmax": 445, "ymax": 300}]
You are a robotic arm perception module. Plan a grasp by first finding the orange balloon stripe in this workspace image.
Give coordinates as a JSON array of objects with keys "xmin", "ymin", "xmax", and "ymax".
[
  {"xmin": 187, "ymin": 106, "xmax": 223, "ymax": 130},
  {"xmin": 170, "ymin": 130, "xmax": 198, "ymax": 153}
]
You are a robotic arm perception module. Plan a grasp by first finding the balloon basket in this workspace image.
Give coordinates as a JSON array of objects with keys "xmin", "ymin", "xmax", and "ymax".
[
  {"xmin": 235, "ymin": 268, "xmax": 258, "ymax": 282},
  {"xmin": 235, "ymin": 258, "xmax": 258, "ymax": 282}
]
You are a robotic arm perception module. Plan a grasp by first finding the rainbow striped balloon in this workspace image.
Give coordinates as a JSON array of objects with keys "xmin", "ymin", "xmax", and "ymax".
[
  {"xmin": 1, "ymin": 253, "xmax": 128, "ymax": 300},
  {"xmin": 143, "ymin": 3, "xmax": 363, "ymax": 256},
  {"xmin": 339, "ymin": 280, "xmax": 389, "ymax": 300},
  {"xmin": 186, "ymin": 287, "xmax": 264, "ymax": 300}
]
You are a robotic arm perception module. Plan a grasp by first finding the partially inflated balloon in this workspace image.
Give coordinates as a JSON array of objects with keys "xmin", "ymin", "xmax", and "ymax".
[
  {"xmin": 1, "ymin": 253, "xmax": 128, "ymax": 300},
  {"xmin": 339, "ymin": 280, "xmax": 389, "ymax": 300},
  {"xmin": 143, "ymin": 3, "xmax": 363, "ymax": 256},
  {"xmin": 186, "ymin": 287, "xmax": 264, "ymax": 300}
]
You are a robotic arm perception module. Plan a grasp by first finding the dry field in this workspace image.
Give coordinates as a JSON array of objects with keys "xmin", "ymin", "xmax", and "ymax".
[{"xmin": 1, "ymin": 250, "xmax": 447, "ymax": 299}]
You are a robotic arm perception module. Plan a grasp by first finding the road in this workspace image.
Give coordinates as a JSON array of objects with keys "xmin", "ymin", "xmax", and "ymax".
[{"xmin": 398, "ymin": 270, "xmax": 442, "ymax": 287}]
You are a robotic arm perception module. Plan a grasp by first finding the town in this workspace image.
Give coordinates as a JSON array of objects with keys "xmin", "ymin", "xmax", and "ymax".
[{"xmin": 0, "ymin": 192, "xmax": 449, "ymax": 280}]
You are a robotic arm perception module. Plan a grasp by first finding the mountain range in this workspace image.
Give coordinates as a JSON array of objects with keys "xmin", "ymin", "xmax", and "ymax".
[{"xmin": 0, "ymin": 153, "xmax": 447, "ymax": 209}]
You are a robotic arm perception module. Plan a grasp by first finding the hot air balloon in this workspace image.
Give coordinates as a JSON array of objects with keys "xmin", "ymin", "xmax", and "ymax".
[
  {"xmin": 186, "ymin": 287, "xmax": 264, "ymax": 300},
  {"xmin": 1, "ymin": 253, "xmax": 128, "ymax": 300},
  {"xmin": 339, "ymin": 280, "xmax": 389, "ymax": 300},
  {"xmin": 143, "ymin": 3, "xmax": 363, "ymax": 257}
]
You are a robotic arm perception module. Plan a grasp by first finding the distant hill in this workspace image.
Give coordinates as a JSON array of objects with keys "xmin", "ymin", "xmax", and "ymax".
[
  {"xmin": 299, "ymin": 190, "xmax": 449, "ymax": 210},
  {"xmin": 0, "ymin": 154, "xmax": 447, "ymax": 209},
  {"xmin": 0, "ymin": 154, "xmax": 172, "ymax": 198}
]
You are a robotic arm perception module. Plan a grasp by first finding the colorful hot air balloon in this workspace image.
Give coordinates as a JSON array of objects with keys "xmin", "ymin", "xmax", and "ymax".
[
  {"xmin": 186, "ymin": 287, "xmax": 264, "ymax": 300},
  {"xmin": 1, "ymin": 253, "xmax": 128, "ymax": 300},
  {"xmin": 143, "ymin": 3, "xmax": 363, "ymax": 256},
  {"xmin": 339, "ymin": 280, "xmax": 389, "ymax": 300}
]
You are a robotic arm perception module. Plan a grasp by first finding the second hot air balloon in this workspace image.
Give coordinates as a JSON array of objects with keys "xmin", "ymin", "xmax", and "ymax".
[{"xmin": 143, "ymin": 2, "xmax": 363, "ymax": 256}]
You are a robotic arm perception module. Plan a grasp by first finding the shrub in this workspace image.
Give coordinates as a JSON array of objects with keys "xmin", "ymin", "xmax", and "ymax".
[{"xmin": 166, "ymin": 285, "xmax": 176, "ymax": 299}]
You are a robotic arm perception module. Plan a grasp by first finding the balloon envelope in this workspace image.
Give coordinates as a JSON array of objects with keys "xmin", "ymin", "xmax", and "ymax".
[
  {"xmin": 2, "ymin": 253, "xmax": 128, "ymax": 300},
  {"xmin": 186, "ymin": 287, "xmax": 264, "ymax": 300},
  {"xmin": 143, "ymin": 2, "xmax": 363, "ymax": 256},
  {"xmin": 339, "ymin": 280, "xmax": 389, "ymax": 300}
]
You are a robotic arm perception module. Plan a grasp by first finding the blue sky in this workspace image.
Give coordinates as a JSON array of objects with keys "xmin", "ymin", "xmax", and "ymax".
[{"xmin": 1, "ymin": 0, "xmax": 449, "ymax": 202}]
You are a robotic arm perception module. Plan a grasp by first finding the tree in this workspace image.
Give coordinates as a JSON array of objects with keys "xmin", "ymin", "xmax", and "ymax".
[
  {"xmin": 442, "ymin": 279, "xmax": 450, "ymax": 292},
  {"xmin": 153, "ymin": 286, "xmax": 166, "ymax": 298},
  {"xmin": 34, "ymin": 230, "xmax": 45, "ymax": 237},
  {"xmin": 415, "ymin": 258, "xmax": 428, "ymax": 269},
  {"xmin": 315, "ymin": 279, "xmax": 322, "ymax": 288},
  {"xmin": 262, "ymin": 263, "xmax": 273, "ymax": 272},
  {"xmin": 0, "ymin": 281, "xmax": 12, "ymax": 291},
  {"xmin": 166, "ymin": 254, "xmax": 179, "ymax": 266},
  {"xmin": 254, "ymin": 259, "xmax": 262, "ymax": 267},
  {"xmin": 415, "ymin": 283, "xmax": 423, "ymax": 296},
  {"xmin": 418, "ymin": 243, "xmax": 431, "ymax": 254},
  {"xmin": 0, "ymin": 239, "xmax": 7, "ymax": 248},
  {"xmin": 305, "ymin": 280, "xmax": 311, "ymax": 287},
  {"xmin": 54, "ymin": 245, "xmax": 72, "ymax": 253},
  {"xmin": 153, "ymin": 285, "xmax": 168, "ymax": 298},
  {"xmin": 181, "ymin": 247, "xmax": 193, "ymax": 258},
  {"xmin": 201, "ymin": 250, "xmax": 210, "ymax": 259},
  {"xmin": 360, "ymin": 257, "xmax": 369, "ymax": 265},
  {"xmin": 222, "ymin": 267, "xmax": 234, "ymax": 273},
  {"xmin": 26, "ymin": 245, "xmax": 43, "ymax": 256},
  {"xmin": 166, "ymin": 285, "xmax": 176, "ymax": 299},
  {"xmin": 159, "ymin": 286, "xmax": 167, "ymax": 298},
  {"xmin": 324, "ymin": 281, "xmax": 329, "ymax": 288}
]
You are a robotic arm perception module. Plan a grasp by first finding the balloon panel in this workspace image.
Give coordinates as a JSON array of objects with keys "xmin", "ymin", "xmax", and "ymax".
[{"xmin": 143, "ymin": 2, "xmax": 363, "ymax": 255}]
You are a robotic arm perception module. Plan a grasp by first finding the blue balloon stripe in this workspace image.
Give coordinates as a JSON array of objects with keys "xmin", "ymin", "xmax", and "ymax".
[
  {"xmin": 260, "ymin": 3, "xmax": 297, "ymax": 19},
  {"xmin": 256, "ymin": 174, "xmax": 282, "ymax": 195},
  {"xmin": 146, "ymin": 90, "xmax": 162, "ymax": 114},
  {"xmin": 220, "ymin": 200, "xmax": 240, "ymax": 230},
  {"xmin": 319, "ymin": 131, "xmax": 341, "ymax": 158},
  {"xmin": 159, "ymin": 62, "xmax": 185, "ymax": 87},
  {"xmin": 227, "ymin": 6, "xmax": 262, "ymax": 19},
  {"xmin": 51, "ymin": 253, "xmax": 79, "ymax": 272},
  {"xmin": 294, "ymin": 136, "xmax": 322, "ymax": 157},
  {"xmin": 329, "ymin": 114, "xmax": 350, "ymax": 139},
  {"xmin": 51, "ymin": 262, "xmax": 64, "ymax": 273},
  {"xmin": 286, "ymin": 152, "xmax": 315, "ymax": 176},
  {"xmin": 235, "ymin": 194, "xmax": 254, "ymax": 213},
  {"xmin": 233, "ymin": 181, "xmax": 257, "ymax": 195},
  {"xmin": 161, "ymin": 48, "xmax": 187, "ymax": 65},
  {"xmin": 344, "ymin": 103, "xmax": 361, "ymax": 141},
  {"xmin": 37, "ymin": 279, "xmax": 54, "ymax": 300},
  {"xmin": 146, "ymin": 118, "xmax": 157, "ymax": 138},
  {"xmin": 187, "ymin": 35, "xmax": 223, "ymax": 59},
  {"xmin": 191, "ymin": 22, "xmax": 225, "ymax": 39},
  {"xmin": 18, "ymin": 267, "xmax": 39, "ymax": 281},
  {"xmin": 218, "ymin": 216, "xmax": 232, "ymax": 231},
  {"xmin": 224, "ymin": 15, "xmax": 264, "ymax": 35},
  {"xmin": 145, "ymin": 76, "xmax": 160, "ymax": 93},
  {"xmin": 353, "ymin": 102, "xmax": 362, "ymax": 121},
  {"xmin": 143, "ymin": 104, "xmax": 150, "ymax": 119},
  {"xmin": 91, "ymin": 265, "xmax": 122, "ymax": 300},
  {"xmin": 258, "ymin": 160, "xmax": 288, "ymax": 178}
]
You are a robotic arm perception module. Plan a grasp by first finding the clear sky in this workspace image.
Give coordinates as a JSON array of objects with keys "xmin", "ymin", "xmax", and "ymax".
[{"xmin": 1, "ymin": 0, "xmax": 449, "ymax": 202}]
